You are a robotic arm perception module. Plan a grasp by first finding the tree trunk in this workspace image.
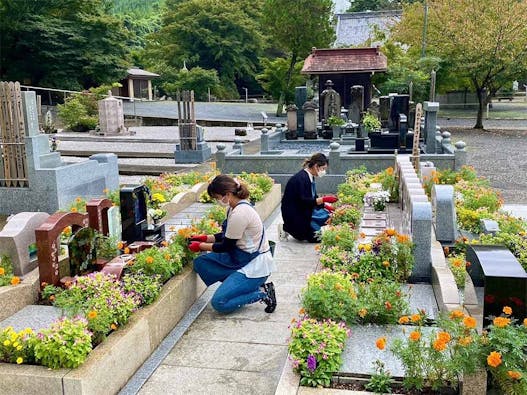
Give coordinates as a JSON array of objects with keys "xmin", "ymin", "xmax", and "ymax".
[
  {"xmin": 276, "ymin": 53, "xmax": 298, "ymax": 117},
  {"xmin": 474, "ymin": 86, "xmax": 485, "ymax": 129}
]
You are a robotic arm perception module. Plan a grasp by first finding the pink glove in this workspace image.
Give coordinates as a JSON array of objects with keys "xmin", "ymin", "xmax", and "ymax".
[
  {"xmin": 322, "ymin": 195, "xmax": 338, "ymax": 203},
  {"xmin": 324, "ymin": 203, "xmax": 335, "ymax": 212},
  {"xmin": 190, "ymin": 234, "xmax": 208, "ymax": 242},
  {"xmin": 188, "ymin": 241, "xmax": 202, "ymax": 252}
]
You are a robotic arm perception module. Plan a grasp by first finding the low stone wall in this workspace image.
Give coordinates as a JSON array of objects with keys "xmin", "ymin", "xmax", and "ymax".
[{"xmin": 161, "ymin": 182, "xmax": 209, "ymax": 219}]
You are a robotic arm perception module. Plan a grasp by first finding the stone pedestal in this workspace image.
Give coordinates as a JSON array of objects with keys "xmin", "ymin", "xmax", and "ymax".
[
  {"xmin": 286, "ymin": 104, "xmax": 298, "ymax": 139},
  {"xmin": 98, "ymin": 94, "xmax": 127, "ymax": 135},
  {"xmin": 424, "ymin": 101, "xmax": 440, "ymax": 153},
  {"xmin": 302, "ymin": 101, "xmax": 318, "ymax": 139}
]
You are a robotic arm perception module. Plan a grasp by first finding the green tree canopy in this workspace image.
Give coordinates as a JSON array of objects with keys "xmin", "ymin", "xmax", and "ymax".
[
  {"xmin": 257, "ymin": 58, "xmax": 306, "ymax": 102},
  {"xmin": 0, "ymin": 0, "xmax": 130, "ymax": 90},
  {"xmin": 262, "ymin": 0, "xmax": 335, "ymax": 115},
  {"xmin": 144, "ymin": 0, "xmax": 264, "ymax": 97},
  {"xmin": 392, "ymin": 0, "xmax": 527, "ymax": 128},
  {"xmin": 347, "ymin": 0, "xmax": 423, "ymax": 12},
  {"xmin": 163, "ymin": 67, "xmax": 221, "ymax": 101}
]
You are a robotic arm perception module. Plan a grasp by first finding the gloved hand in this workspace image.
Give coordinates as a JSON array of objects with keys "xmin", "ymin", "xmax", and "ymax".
[
  {"xmin": 324, "ymin": 203, "xmax": 335, "ymax": 212},
  {"xmin": 322, "ymin": 195, "xmax": 338, "ymax": 203},
  {"xmin": 188, "ymin": 241, "xmax": 202, "ymax": 252},
  {"xmin": 189, "ymin": 234, "xmax": 208, "ymax": 242}
]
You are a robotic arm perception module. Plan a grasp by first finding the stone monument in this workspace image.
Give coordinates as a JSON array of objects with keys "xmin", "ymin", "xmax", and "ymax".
[
  {"xmin": 286, "ymin": 104, "xmax": 298, "ymax": 140},
  {"xmin": 295, "ymin": 86, "xmax": 307, "ymax": 137},
  {"xmin": 320, "ymin": 80, "xmax": 341, "ymax": 122},
  {"xmin": 302, "ymin": 101, "xmax": 318, "ymax": 139},
  {"xmin": 98, "ymin": 92, "xmax": 127, "ymax": 135},
  {"xmin": 349, "ymin": 85, "xmax": 364, "ymax": 124}
]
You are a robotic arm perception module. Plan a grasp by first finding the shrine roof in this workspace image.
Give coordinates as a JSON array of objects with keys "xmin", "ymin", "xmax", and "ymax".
[
  {"xmin": 301, "ymin": 47, "xmax": 387, "ymax": 75},
  {"xmin": 126, "ymin": 67, "xmax": 160, "ymax": 79}
]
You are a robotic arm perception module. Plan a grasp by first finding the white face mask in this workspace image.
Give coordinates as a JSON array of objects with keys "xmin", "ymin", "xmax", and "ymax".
[
  {"xmin": 317, "ymin": 169, "xmax": 327, "ymax": 177},
  {"xmin": 217, "ymin": 195, "xmax": 230, "ymax": 207}
]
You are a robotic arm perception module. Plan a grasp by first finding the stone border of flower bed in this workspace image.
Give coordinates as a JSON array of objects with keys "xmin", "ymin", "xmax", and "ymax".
[
  {"xmin": 0, "ymin": 184, "xmax": 282, "ymax": 395},
  {"xmin": 161, "ymin": 182, "xmax": 209, "ymax": 219}
]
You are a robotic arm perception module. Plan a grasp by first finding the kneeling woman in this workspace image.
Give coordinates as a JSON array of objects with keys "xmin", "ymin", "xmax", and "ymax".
[{"xmin": 188, "ymin": 175, "xmax": 277, "ymax": 314}]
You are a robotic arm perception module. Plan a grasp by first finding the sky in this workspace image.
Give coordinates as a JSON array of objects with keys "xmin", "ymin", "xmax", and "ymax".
[{"xmin": 334, "ymin": 0, "xmax": 350, "ymax": 13}]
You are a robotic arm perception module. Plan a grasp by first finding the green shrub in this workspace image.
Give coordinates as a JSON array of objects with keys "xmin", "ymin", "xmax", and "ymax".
[
  {"xmin": 121, "ymin": 271, "xmax": 162, "ymax": 306},
  {"xmin": 0, "ymin": 326, "xmax": 35, "ymax": 365},
  {"xmin": 0, "ymin": 255, "xmax": 15, "ymax": 287}
]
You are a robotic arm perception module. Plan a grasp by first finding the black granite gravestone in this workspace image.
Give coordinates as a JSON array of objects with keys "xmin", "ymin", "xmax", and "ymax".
[
  {"xmin": 466, "ymin": 245, "xmax": 527, "ymax": 325},
  {"xmin": 389, "ymin": 95, "xmax": 410, "ymax": 132},
  {"xmin": 120, "ymin": 185, "xmax": 148, "ymax": 244}
]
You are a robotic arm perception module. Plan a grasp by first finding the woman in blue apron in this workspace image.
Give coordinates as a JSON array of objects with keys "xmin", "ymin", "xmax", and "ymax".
[{"xmin": 188, "ymin": 175, "xmax": 277, "ymax": 313}]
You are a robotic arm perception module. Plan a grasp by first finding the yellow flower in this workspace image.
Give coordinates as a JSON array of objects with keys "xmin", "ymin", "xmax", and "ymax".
[
  {"xmin": 449, "ymin": 310, "xmax": 464, "ymax": 320},
  {"xmin": 164, "ymin": 254, "xmax": 171, "ymax": 260},
  {"xmin": 409, "ymin": 331, "xmax": 421, "ymax": 341},
  {"xmin": 16, "ymin": 345, "xmax": 22, "ymax": 351},
  {"xmin": 3, "ymin": 340, "xmax": 10, "ymax": 346},
  {"xmin": 110, "ymin": 323, "xmax": 118, "ymax": 331},
  {"xmin": 145, "ymin": 256, "xmax": 155, "ymax": 264},
  {"xmin": 493, "ymin": 317, "xmax": 510, "ymax": 328},
  {"xmin": 503, "ymin": 306, "xmax": 512, "ymax": 315},
  {"xmin": 11, "ymin": 276, "xmax": 20, "ymax": 286},
  {"xmin": 16, "ymin": 357, "xmax": 23, "ymax": 364},
  {"xmin": 75, "ymin": 197, "xmax": 82, "ymax": 203},
  {"xmin": 410, "ymin": 314, "xmax": 421, "ymax": 323},
  {"xmin": 487, "ymin": 351, "xmax": 502, "ymax": 368},
  {"xmin": 364, "ymin": 244, "xmax": 372, "ymax": 252},
  {"xmin": 87, "ymin": 310, "xmax": 98, "ymax": 320},
  {"xmin": 103, "ymin": 188, "xmax": 109, "ymax": 194},
  {"xmin": 458, "ymin": 336, "xmax": 472, "ymax": 346},
  {"xmin": 358, "ymin": 308, "xmax": 368, "ymax": 318},
  {"xmin": 13, "ymin": 341, "xmax": 19, "ymax": 348},
  {"xmin": 0, "ymin": 268, "xmax": 5, "ymax": 275},
  {"xmin": 524, "ymin": 318, "xmax": 527, "ymax": 327},
  {"xmin": 376, "ymin": 337, "xmax": 386, "ymax": 350},
  {"xmin": 382, "ymin": 260, "xmax": 390, "ymax": 268},
  {"xmin": 124, "ymin": 247, "xmax": 130, "ymax": 254},
  {"xmin": 117, "ymin": 241, "xmax": 124, "ymax": 250},
  {"xmin": 70, "ymin": 207, "xmax": 78, "ymax": 213},
  {"xmin": 398, "ymin": 316, "xmax": 410, "ymax": 324},
  {"xmin": 463, "ymin": 316, "xmax": 477, "ymax": 329},
  {"xmin": 507, "ymin": 371, "xmax": 521, "ymax": 380}
]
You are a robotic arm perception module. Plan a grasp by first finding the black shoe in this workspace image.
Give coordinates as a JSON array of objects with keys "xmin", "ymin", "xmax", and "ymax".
[{"xmin": 262, "ymin": 282, "xmax": 276, "ymax": 313}]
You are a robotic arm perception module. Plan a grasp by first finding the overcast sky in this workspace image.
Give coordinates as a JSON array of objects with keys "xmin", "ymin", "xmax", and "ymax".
[{"xmin": 334, "ymin": 0, "xmax": 350, "ymax": 13}]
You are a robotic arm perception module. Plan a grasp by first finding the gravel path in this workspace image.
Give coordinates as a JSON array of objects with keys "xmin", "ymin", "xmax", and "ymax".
[{"xmin": 449, "ymin": 128, "xmax": 527, "ymax": 203}]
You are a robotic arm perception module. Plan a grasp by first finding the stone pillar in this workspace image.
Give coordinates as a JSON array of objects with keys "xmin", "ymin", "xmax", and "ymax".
[
  {"xmin": 302, "ymin": 101, "xmax": 318, "ymax": 139},
  {"xmin": 233, "ymin": 137, "xmax": 244, "ymax": 154},
  {"xmin": 127, "ymin": 78, "xmax": 134, "ymax": 100},
  {"xmin": 98, "ymin": 93, "xmax": 126, "ymax": 135},
  {"xmin": 424, "ymin": 101, "xmax": 439, "ymax": 153},
  {"xmin": 261, "ymin": 128, "xmax": 269, "ymax": 153},
  {"xmin": 295, "ymin": 86, "xmax": 307, "ymax": 137},
  {"xmin": 432, "ymin": 185, "xmax": 457, "ymax": 243},
  {"xmin": 379, "ymin": 96, "xmax": 390, "ymax": 128},
  {"xmin": 435, "ymin": 126, "xmax": 443, "ymax": 153},
  {"xmin": 410, "ymin": 201, "xmax": 432, "ymax": 282},
  {"xmin": 275, "ymin": 123, "xmax": 285, "ymax": 141},
  {"xmin": 454, "ymin": 141, "xmax": 467, "ymax": 171},
  {"xmin": 216, "ymin": 143, "xmax": 226, "ymax": 171},
  {"xmin": 349, "ymin": 85, "xmax": 364, "ymax": 124},
  {"xmin": 21, "ymin": 91, "xmax": 39, "ymax": 137},
  {"xmin": 148, "ymin": 80, "xmax": 153, "ymax": 101},
  {"xmin": 286, "ymin": 104, "xmax": 298, "ymax": 140},
  {"xmin": 328, "ymin": 142, "xmax": 341, "ymax": 174}
]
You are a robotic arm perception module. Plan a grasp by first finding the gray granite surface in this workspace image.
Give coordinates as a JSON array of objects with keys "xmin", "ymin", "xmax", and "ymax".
[{"xmin": 0, "ymin": 305, "xmax": 63, "ymax": 332}]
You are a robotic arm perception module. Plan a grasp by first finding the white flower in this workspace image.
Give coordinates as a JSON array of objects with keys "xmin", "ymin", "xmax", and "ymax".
[{"xmin": 364, "ymin": 190, "xmax": 390, "ymax": 207}]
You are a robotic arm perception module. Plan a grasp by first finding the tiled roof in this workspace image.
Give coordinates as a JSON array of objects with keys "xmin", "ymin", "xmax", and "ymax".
[
  {"xmin": 301, "ymin": 47, "xmax": 387, "ymax": 74},
  {"xmin": 127, "ymin": 68, "xmax": 160, "ymax": 78},
  {"xmin": 335, "ymin": 10, "xmax": 402, "ymax": 47}
]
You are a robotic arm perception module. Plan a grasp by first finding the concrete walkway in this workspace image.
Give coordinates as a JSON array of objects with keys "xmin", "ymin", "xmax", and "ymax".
[{"xmin": 120, "ymin": 205, "xmax": 319, "ymax": 394}]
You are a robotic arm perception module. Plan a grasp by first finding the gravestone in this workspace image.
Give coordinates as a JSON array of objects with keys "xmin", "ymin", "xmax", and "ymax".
[
  {"xmin": 397, "ymin": 114, "xmax": 408, "ymax": 148},
  {"xmin": 68, "ymin": 227, "xmax": 97, "ymax": 277},
  {"xmin": 285, "ymin": 104, "xmax": 298, "ymax": 140},
  {"xmin": 320, "ymin": 80, "xmax": 341, "ymax": 122},
  {"xmin": 120, "ymin": 185, "xmax": 148, "ymax": 244},
  {"xmin": 295, "ymin": 86, "xmax": 307, "ymax": 137},
  {"xmin": 86, "ymin": 198, "xmax": 113, "ymax": 235},
  {"xmin": 349, "ymin": 85, "xmax": 364, "ymax": 124},
  {"xmin": 466, "ymin": 245, "xmax": 527, "ymax": 325},
  {"xmin": 389, "ymin": 95, "xmax": 409, "ymax": 132},
  {"xmin": 107, "ymin": 206, "xmax": 122, "ymax": 241},
  {"xmin": 431, "ymin": 185, "xmax": 457, "ymax": 243},
  {"xmin": 98, "ymin": 92, "xmax": 127, "ymax": 135},
  {"xmin": 424, "ymin": 102, "xmax": 439, "ymax": 154},
  {"xmin": 302, "ymin": 101, "xmax": 318, "ymax": 139},
  {"xmin": 379, "ymin": 96, "xmax": 390, "ymax": 128}
]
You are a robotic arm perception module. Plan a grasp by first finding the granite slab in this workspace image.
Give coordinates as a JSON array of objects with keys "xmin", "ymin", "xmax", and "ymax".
[{"xmin": 0, "ymin": 305, "xmax": 62, "ymax": 332}]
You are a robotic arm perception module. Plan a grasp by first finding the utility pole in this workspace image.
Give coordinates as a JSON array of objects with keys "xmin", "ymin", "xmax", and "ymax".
[{"xmin": 421, "ymin": 1, "xmax": 428, "ymax": 58}]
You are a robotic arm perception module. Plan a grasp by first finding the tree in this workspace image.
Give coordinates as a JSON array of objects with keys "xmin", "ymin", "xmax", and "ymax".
[
  {"xmin": 392, "ymin": 0, "xmax": 527, "ymax": 128},
  {"xmin": 145, "ymin": 0, "xmax": 264, "ymax": 98},
  {"xmin": 0, "ymin": 0, "xmax": 130, "ymax": 90},
  {"xmin": 347, "ymin": 0, "xmax": 422, "ymax": 12},
  {"xmin": 257, "ymin": 58, "xmax": 306, "ymax": 102},
  {"xmin": 262, "ymin": 0, "xmax": 335, "ymax": 116},
  {"xmin": 163, "ymin": 67, "xmax": 221, "ymax": 101}
]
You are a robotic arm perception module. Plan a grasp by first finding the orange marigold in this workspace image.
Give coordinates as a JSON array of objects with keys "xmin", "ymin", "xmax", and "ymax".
[
  {"xmin": 433, "ymin": 339, "xmax": 447, "ymax": 352},
  {"xmin": 396, "ymin": 234, "xmax": 409, "ymax": 243},
  {"xmin": 503, "ymin": 306, "xmax": 512, "ymax": 315},
  {"xmin": 458, "ymin": 336, "xmax": 472, "ymax": 346},
  {"xmin": 161, "ymin": 240, "xmax": 169, "ymax": 247},
  {"xmin": 507, "ymin": 371, "xmax": 521, "ymax": 380},
  {"xmin": 0, "ymin": 268, "xmax": 4, "ymax": 276},
  {"xmin": 398, "ymin": 316, "xmax": 410, "ymax": 324},
  {"xmin": 437, "ymin": 331, "xmax": 451, "ymax": 343},
  {"xmin": 299, "ymin": 308, "xmax": 305, "ymax": 315},
  {"xmin": 376, "ymin": 337, "xmax": 386, "ymax": 350},
  {"xmin": 524, "ymin": 318, "xmax": 527, "ymax": 327},
  {"xmin": 110, "ymin": 323, "xmax": 118, "ymax": 331},
  {"xmin": 493, "ymin": 317, "xmax": 511, "ymax": 328},
  {"xmin": 450, "ymin": 310, "xmax": 465, "ymax": 320},
  {"xmin": 409, "ymin": 331, "xmax": 421, "ymax": 341},
  {"xmin": 87, "ymin": 310, "xmax": 98, "ymax": 319},
  {"xmin": 70, "ymin": 207, "xmax": 78, "ymax": 213},
  {"xmin": 10, "ymin": 276, "xmax": 21, "ymax": 286},
  {"xmin": 385, "ymin": 228, "xmax": 396, "ymax": 237},
  {"xmin": 463, "ymin": 316, "xmax": 477, "ymax": 329},
  {"xmin": 117, "ymin": 241, "xmax": 124, "ymax": 250},
  {"xmin": 410, "ymin": 314, "xmax": 421, "ymax": 323},
  {"xmin": 358, "ymin": 308, "xmax": 368, "ymax": 318},
  {"xmin": 487, "ymin": 351, "xmax": 502, "ymax": 368},
  {"xmin": 384, "ymin": 301, "xmax": 392, "ymax": 310},
  {"xmin": 382, "ymin": 260, "xmax": 390, "ymax": 267},
  {"xmin": 145, "ymin": 256, "xmax": 155, "ymax": 264},
  {"xmin": 386, "ymin": 167, "xmax": 394, "ymax": 175},
  {"xmin": 359, "ymin": 232, "xmax": 366, "ymax": 239},
  {"xmin": 124, "ymin": 247, "xmax": 130, "ymax": 254}
]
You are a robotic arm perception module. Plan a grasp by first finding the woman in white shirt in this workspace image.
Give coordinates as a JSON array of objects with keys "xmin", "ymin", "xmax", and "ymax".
[{"xmin": 188, "ymin": 175, "xmax": 277, "ymax": 313}]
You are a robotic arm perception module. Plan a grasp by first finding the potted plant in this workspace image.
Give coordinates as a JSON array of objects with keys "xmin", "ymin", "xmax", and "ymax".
[
  {"xmin": 324, "ymin": 116, "xmax": 345, "ymax": 139},
  {"xmin": 362, "ymin": 113, "xmax": 381, "ymax": 134}
]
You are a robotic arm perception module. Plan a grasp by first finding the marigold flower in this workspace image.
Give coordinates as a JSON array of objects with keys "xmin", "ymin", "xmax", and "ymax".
[
  {"xmin": 410, "ymin": 314, "xmax": 421, "ymax": 323},
  {"xmin": 117, "ymin": 241, "xmax": 124, "ymax": 250},
  {"xmin": 375, "ymin": 337, "xmax": 386, "ymax": 350},
  {"xmin": 437, "ymin": 331, "xmax": 451, "ymax": 343},
  {"xmin": 10, "ymin": 276, "xmax": 20, "ymax": 286},
  {"xmin": 16, "ymin": 357, "xmax": 23, "ymax": 364},
  {"xmin": 359, "ymin": 232, "xmax": 366, "ymax": 239},
  {"xmin": 3, "ymin": 340, "xmax": 10, "ymax": 346},
  {"xmin": 386, "ymin": 167, "xmax": 394, "ymax": 175},
  {"xmin": 385, "ymin": 301, "xmax": 392, "ymax": 310},
  {"xmin": 382, "ymin": 260, "xmax": 390, "ymax": 267},
  {"xmin": 409, "ymin": 331, "xmax": 421, "ymax": 341},
  {"xmin": 385, "ymin": 228, "xmax": 396, "ymax": 236},
  {"xmin": 396, "ymin": 234, "xmax": 409, "ymax": 243},
  {"xmin": 443, "ymin": 246, "xmax": 450, "ymax": 255},
  {"xmin": 507, "ymin": 371, "xmax": 521, "ymax": 380},
  {"xmin": 124, "ymin": 247, "xmax": 130, "ymax": 254},
  {"xmin": 49, "ymin": 295, "xmax": 55, "ymax": 302},
  {"xmin": 0, "ymin": 268, "xmax": 4, "ymax": 276},
  {"xmin": 299, "ymin": 308, "xmax": 305, "ymax": 315},
  {"xmin": 70, "ymin": 207, "xmax": 78, "ymax": 213},
  {"xmin": 146, "ymin": 256, "xmax": 155, "ymax": 264},
  {"xmin": 110, "ymin": 323, "xmax": 118, "ymax": 330},
  {"xmin": 358, "ymin": 308, "xmax": 367, "ymax": 318},
  {"xmin": 493, "ymin": 317, "xmax": 510, "ymax": 328},
  {"xmin": 450, "ymin": 310, "xmax": 464, "ymax": 319},
  {"xmin": 103, "ymin": 188, "xmax": 109, "ymax": 194},
  {"xmin": 334, "ymin": 283, "xmax": 344, "ymax": 291},
  {"xmin": 398, "ymin": 316, "xmax": 410, "ymax": 324},
  {"xmin": 503, "ymin": 306, "xmax": 512, "ymax": 315},
  {"xmin": 161, "ymin": 240, "xmax": 169, "ymax": 247},
  {"xmin": 314, "ymin": 244, "xmax": 320, "ymax": 251},
  {"xmin": 524, "ymin": 318, "xmax": 527, "ymax": 327},
  {"xmin": 463, "ymin": 316, "xmax": 477, "ymax": 329},
  {"xmin": 433, "ymin": 339, "xmax": 447, "ymax": 352},
  {"xmin": 87, "ymin": 310, "xmax": 98, "ymax": 319},
  {"xmin": 364, "ymin": 244, "xmax": 372, "ymax": 252},
  {"xmin": 75, "ymin": 197, "xmax": 82, "ymax": 203},
  {"xmin": 487, "ymin": 351, "xmax": 502, "ymax": 368},
  {"xmin": 164, "ymin": 254, "xmax": 171, "ymax": 260},
  {"xmin": 458, "ymin": 336, "xmax": 472, "ymax": 346}
]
